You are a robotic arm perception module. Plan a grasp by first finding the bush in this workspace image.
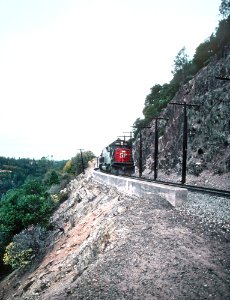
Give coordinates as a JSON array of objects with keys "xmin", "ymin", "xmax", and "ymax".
[
  {"xmin": 3, "ymin": 242, "xmax": 33, "ymax": 269},
  {"xmin": 3, "ymin": 225, "xmax": 47, "ymax": 269},
  {"xmin": 0, "ymin": 179, "xmax": 57, "ymax": 275}
]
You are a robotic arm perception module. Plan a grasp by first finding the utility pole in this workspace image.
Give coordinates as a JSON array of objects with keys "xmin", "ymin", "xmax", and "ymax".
[
  {"xmin": 170, "ymin": 102, "xmax": 199, "ymax": 184},
  {"xmin": 118, "ymin": 132, "xmax": 132, "ymax": 146},
  {"xmin": 139, "ymin": 129, "xmax": 143, "ymax": 178},
  {"xmin": 152, "ymin": 117, "xmax": 168, "ymax": 180},
  {"xmin": 123, "ymin": 132, "xmax": 133, "ymax": 140},
  {"xmin": 77, "ymin": 149, "xmax": 85, "ymax": 174},
  {"xmin": 133, "ymin": 126, "xmax": 151, "ymax": 178},
  {"xmin": 123, "ymin": 132, "xmax": 133, "ymax": 148},
  {"xmin": 118, "ymin": 134, "xmax": 132, "ymax": 142}
]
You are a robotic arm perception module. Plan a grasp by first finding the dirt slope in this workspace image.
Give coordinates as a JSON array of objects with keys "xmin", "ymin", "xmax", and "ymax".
[{"xmin": 0, "ymin": 164, "xmax": 229, "ymax": 299}]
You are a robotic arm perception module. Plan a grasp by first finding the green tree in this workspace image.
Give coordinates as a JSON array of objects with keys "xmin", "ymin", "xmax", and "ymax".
[
  {"xmin": 43, "ymin": 170, "xmax": 60, "ymax": 186},
  {"xmin": 133, "ymin": 118, "xmax": 149, "ymax": 137},
  {"xmin": 142, "ymin": 83, "xmax": 178, "ymax": 122},
  {"xmin": 219, "ymin": 0, "xmax": 230, "ymax": 18},
  {"xmin": 0, "ymin": 180, "xmax": 55, "ymax": 235},
  {"xmin": 193, "ymin": 39, "xmax": 213, "ymax": 69},
  {"xmin": 215, "ymin": 15, "xmax": 230, "ymax": 48},
  {"xmin": 172, "ymin": 47, "xmax": 189, "ymax": 75},
  {"xmin": 171, "ymin": 47, "xmax": 193, "ymax": 84}
]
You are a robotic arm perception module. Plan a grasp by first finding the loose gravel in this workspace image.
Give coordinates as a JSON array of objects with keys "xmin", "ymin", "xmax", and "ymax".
[{"xmin": 177, "ymin": 192, "xmax": 230, "ymax": 233}]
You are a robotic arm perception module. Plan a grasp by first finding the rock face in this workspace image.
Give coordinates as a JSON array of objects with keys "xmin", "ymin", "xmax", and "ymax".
[
  {"xmin": 133, "ymin": 47, "xmax": 230, "ymax": 187},
  {"xmin": 0, "ymin": 162, "xmax": 229, "ymax": 300}
]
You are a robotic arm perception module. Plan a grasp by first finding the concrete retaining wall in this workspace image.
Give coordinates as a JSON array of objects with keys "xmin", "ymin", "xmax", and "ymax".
[{"xmin": 93, "ymin": 171, "xmax": 187, "ymax": 207}]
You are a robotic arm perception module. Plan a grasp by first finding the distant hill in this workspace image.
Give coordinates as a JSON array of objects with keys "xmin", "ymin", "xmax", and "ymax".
[{"xmin": 0, "ymin": 156, "xmax": 66, "ymax": 198}]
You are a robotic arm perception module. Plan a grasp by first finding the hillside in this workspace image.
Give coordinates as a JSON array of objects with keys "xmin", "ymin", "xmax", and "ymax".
[
  {"xmin": 0, "ymin": 19, "xmax": 230, "ymax": 300},
  {"xmin": 0, "ymin": 161, "xmax": 229, "ymax": 299},
  {"xmin": 134, "ymin": 46, "xmax": 230, "ymax": 189}
]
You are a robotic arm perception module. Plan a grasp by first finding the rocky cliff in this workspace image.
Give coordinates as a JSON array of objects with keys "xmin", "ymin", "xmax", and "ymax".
[{"xmin": 134, "ymin": 46, "xmax": 230, "ymax": 188}]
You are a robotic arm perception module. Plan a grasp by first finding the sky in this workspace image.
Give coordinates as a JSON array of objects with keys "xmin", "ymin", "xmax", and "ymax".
[{"xmin": 0, "ymin": 0, "xmax": 222, "ymax": 160}]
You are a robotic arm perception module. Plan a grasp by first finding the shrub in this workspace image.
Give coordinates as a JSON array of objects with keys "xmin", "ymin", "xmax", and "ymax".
[
  {"xmin": 3, "ymin": 242, "xmax": 33, "ymax": 269},
  {"xmin": 3, "ymin": 225, "xmax": 47, "ymax": 269}
]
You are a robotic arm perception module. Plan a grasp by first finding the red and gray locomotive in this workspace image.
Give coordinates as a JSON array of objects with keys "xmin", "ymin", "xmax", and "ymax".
[{"xmin": 99, "ymin": 138, "xmax": 134, "ymax": 175}]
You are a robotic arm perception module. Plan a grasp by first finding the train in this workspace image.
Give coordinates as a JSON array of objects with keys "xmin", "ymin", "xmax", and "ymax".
[{"xmin": 99, "ymin": 138, "xmax": 135, "ymax": 175}]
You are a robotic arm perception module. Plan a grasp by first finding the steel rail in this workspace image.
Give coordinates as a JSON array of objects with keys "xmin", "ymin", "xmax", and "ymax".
[{"xmin": 130, "ymin": 175, "xmax": 230, "ymax": 198}]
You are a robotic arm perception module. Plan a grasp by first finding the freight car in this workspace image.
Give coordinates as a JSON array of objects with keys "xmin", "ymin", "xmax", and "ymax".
[{"xmin": 99, "ymin": 138, "xmax": 134, "ymax": 175}]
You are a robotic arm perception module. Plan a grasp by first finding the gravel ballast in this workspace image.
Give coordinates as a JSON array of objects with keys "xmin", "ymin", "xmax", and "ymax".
[{"xmin": 178, "ymin": 192, "xmax": 230, "ymax": 233}]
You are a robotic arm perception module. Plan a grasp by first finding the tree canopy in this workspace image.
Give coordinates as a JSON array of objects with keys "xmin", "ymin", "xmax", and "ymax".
[
  {"xmin": 133, "ymin": 13, "xmax": 230, "ymax": 134},
  {"xmin": 219, "ymin": 0, "xmax": 230, "ymax": 18}
]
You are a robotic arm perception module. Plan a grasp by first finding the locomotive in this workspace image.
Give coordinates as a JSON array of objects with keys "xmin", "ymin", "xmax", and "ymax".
[{"xmin": 99, "ymin": 138, "xmax": 134, "ymax": 175}]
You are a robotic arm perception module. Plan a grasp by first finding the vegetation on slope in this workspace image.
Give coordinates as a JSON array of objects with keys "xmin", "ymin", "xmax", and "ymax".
[
  {"xmin": 0, "ymin": 151, "xmax": 95, "ymax": 278},
  {"xmin": 133, "ymin": 1, "xmax": 230, "ymax": 136}
]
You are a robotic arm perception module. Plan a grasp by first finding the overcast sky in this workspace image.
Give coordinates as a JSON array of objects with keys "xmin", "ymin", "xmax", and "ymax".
[{"xmin": 0, "ymin": 0, "xmax": 222, "ymax": 160}]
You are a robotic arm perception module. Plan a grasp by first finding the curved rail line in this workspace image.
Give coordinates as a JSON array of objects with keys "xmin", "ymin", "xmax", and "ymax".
[
  {"xmin": 136, "ymin": 177, "xmax": 230, "ymax": 198},
  {"xmin": 95, "ymin": 169, "xmax": 230, "ymax": 198}
]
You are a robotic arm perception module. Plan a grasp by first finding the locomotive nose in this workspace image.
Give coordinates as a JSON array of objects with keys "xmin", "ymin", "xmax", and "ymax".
[{"xmin": 114, "ymin": 148, "xmax": 131, "ymax": 163}]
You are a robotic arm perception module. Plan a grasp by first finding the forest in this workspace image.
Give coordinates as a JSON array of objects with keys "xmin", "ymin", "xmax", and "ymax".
[{"xmin": 0, "ymin": 156, "xmax": 66, "ymax": 198}]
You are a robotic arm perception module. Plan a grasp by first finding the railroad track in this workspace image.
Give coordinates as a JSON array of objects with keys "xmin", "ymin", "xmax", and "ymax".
[
  {"xmin": 95, "ymin": 169, "xmax": 230, "ymax": 198},
  {"xmin": 141, "ymin": 178, "xmax": 230, "ymax": 198}
]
